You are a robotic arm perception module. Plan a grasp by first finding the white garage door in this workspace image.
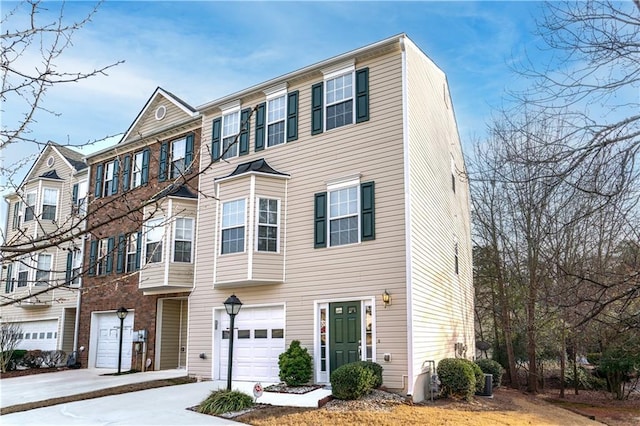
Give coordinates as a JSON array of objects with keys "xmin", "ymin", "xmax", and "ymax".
[
  {"xmin": 218, "ymin": 306, "xmax": 285, "ymax": 382},
  {"xmin": 16, "ymin": 320, "xmax": 58, "ymax": 351},
  {"xmin": 95, "ymin": 313, "xmax": 134, "ymax": 369}
]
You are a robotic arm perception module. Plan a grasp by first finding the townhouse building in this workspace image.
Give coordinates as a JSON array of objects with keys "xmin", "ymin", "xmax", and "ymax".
[
  {"xmin": 2, "ymin": 143, "xmax": 90, "ymax": 353},
  {"xmin": 187, "ymin": 34, "xmax": 473, "ymax": 401},
  {"xmin": 77, "ymin": 88, "xmax": 201, "ymax": 371}
]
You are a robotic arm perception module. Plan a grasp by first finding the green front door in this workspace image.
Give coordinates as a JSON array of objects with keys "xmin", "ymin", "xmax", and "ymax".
[{"xmin": 329, "ymin": 301, "xmax": 361, "ymax": 373}]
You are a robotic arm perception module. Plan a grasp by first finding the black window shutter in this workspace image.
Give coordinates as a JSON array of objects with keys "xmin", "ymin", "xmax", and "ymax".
[
  {"xmin": 65, "ymin": 252, "xmax": 73, "ymax": 284},
  {"xmin": 239, "ymin": 108, "xmax": 251, "ymax": 156},
  {"xmin": 158, "ymin": 143, "xmax": 168, "ymax": 182},
  {"xmin": 355, "ymin": 67, "xmax": 370, "ymax": 123},
  {"xmin": 185, "ymin": 134, "xmax": 194, "ymax": 172},
  {"xmin": 311, "ymin": 82, "xmax": 324, "ymax": 135},
  {"xmin": 211, "ymin": 118, "xmax": 222, "ymax": 161},
  {"xmin": 112, "ymin": 159, "xmax": 120, "ymax": 195},
  {"xmin": 106, "ymin": 237, "xmax": 115, "ymax": 274},
  {"xmin": 254, "ymin": 103, "xmax": 266, "ymax": 152},
  {"xmin": 314, "ymin": 192, "xmax": 327, "ymax": 248},
  {"xmin": 89, "ymin": 239, "xmax": 98, "ymax": 276},
  {"xmin": 142, "ymin": 148, "xmax": 150, "ymax": 185},
  {"xmin": 122, "ymin": 155, "xmax": 131, "ymax": 191},
  {"xmin": 287, "ymin": 91, "xmax": 299, "ymax": 142},
  {"xmin": 116, "ymin": 234, "xmax": 126, "ymax": 273},
  {"xmin": 94, "ymin": 164, "xmax": 104, "ymax": 199},
  {"xmin": 361, "ymin": 181, "xmax": 375, "ymax": 241},
  {"xmin": 135, "ymin": 231, "xmax": 142, "ymax": 270},
  {"xmin": 5, "ymin": 264, "xmax": 12, "ymax": 293}
]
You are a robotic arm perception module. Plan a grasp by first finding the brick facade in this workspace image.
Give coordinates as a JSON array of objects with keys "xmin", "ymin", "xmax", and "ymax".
[{"xmin": 78, "ymin": 128, "xmax": 201, "ymax": 369}]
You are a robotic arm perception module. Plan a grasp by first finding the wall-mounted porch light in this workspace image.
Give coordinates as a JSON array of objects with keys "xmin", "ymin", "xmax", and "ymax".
[{"xmin": 382, "ymin": 290, "xmax": 391, "ymax": 307}]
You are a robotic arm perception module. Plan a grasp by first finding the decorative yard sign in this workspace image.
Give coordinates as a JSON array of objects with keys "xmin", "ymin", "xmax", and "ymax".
[{"xmin": 253, "ymin": 382, "xmax": 263, "ymax": 401}]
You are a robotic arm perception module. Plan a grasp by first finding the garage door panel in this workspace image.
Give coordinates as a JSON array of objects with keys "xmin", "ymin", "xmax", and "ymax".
[
  {"xmin": 218, "ymin": 306, "xmax": 284, "ymax": 382},
  {"xmin": 15, "ymin": 320, "xmax": 58, "ymax": 351},
  {"xmin": 94, "ymin": 313, "xmax": 134, "ymax": 369}
]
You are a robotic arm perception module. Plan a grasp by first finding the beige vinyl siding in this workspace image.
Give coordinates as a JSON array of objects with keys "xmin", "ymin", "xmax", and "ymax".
[
  {"xmin": 159, "ymin": 299, "xmax": 181, "ymax": 369},
  {"xmin": 404, "ymin": 41, "xmax": 474, "ymax": 390},
  {"xmin": 140, "ymin": 198, "xmax": 197, "ymax": 292},
  {"xmin": 190, "ymin": 47, "xmax": 409, "ymax": 388},
  {"xmin": 61, "ymin": 308, "xmax": 76, "ymax": 352},
  {"xmin": 0, "ymin": 145, "xmax": 82, "ymax": 351},
  {"xmin": 124, "ymin": 97, "xmax": 194, "ymax": 144}
]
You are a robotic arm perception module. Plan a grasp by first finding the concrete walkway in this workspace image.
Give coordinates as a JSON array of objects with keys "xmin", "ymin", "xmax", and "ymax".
[{"xmin": 0, "ymin": 369, "xmax": 332, "ymax": 425}]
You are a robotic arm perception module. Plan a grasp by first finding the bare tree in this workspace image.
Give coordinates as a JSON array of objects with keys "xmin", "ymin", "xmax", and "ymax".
[{"xmin": 0, "ymin": 322, "xmax": 22, "ymax": 372}]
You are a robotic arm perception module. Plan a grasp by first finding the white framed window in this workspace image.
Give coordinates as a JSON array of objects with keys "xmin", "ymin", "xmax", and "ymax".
[
  {"xmin": 126, "ymin": 233, "xmax": 138, "ymax": 272},
  {"xmin": 17, "ymin": 259, "xmax": 29, "ymax": 288},
  {"xmin": 173, "ymin": 218, "xmax": 193, "ymax": 262},
  {"xmin": 35, "ymin": 254, "xmax": 52, "ymax": 286},
  {"xmin": 41, "ymin": 188, "xmax": 58, "ymax": 220},
  {"xmin": 267, "ymin": 95, "xmax": 286, "ymax": 147},
  {"xmin": 96, "ymin": 238, "xmax": 109, "ymax": 275},
  {"xmin": 71, "ymin": 249, "xmax": 83, "ymax": 286},
  {"xmin": 75, "ymin": 181, "xmax": 88, "ymax": 216},
  {"xmin": 144, "ymin": 218, "xmax": 164, "ymax": 264},
  {"xmin": 103, "ymin": 161, "xmax": 115, "ymax": 197},
  {"xmin": 221, "ymin": 199, "xmax": 245, "ymax": 254},
  {"xmin": 329, "ymin": 185, "xmax": 359, "ymax": 246},
  {"xmin": 132, "ymin": 151, "xmax": 144, "ymax": 188},
  {"xmin": 256, "ymin": 198, "xmax": 279, "ymax": 252},
  {"xmin": 12, "ymin": 201, "xmax": 22, "ymax": 229},
  {"xmin": 221, "ymin": 110, "xmax": 240, "ymax": 160},
  {"xmin": 24, "ymin": 192, "xmax": 36, "ymax": 222},
  {"xmin": 325, "ymin": 71, "xmax": 354, "ymax": 131},
  {"xmin": 170, "ymin": 137, "xmax": 187, "ymax": 178}
]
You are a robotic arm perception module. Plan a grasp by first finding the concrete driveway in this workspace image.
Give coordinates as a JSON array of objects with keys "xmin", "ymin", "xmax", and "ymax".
[{"xmin": 1, "ymin": 369, "xmax": 239, "ymax": 425}]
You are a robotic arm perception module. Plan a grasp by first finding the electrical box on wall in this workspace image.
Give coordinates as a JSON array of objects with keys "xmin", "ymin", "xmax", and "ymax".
[{"xmin": 133, "ymin": 329, "xmax": 147, "ymax": 342}]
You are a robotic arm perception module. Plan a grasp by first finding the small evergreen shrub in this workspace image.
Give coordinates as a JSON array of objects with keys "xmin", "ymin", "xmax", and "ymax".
[
  {"xmin": 437, "ymin": 358, "xmax": 476, "ymax": 401},
  {"xmin": 278, "ymin": 340, "xmax": 313, "ymax": 386},
  {"xmin": 465, "ymin": 359, "xmax": 484, "ymax": 394},
  {"xmin": 197, "ymin": 390, "xmax": 253, "ymax": 415},
  {"xmin": 330, "ymin": 362, "xmax": 376, "ymax": 400},
  {"xmin": 475, "ymin": 358, "xmax": 505, "ymax": 388},
  {"xmin": 353, "ymin": 361, "xmax": 384, "ymax": 388},
  {"xmin": 564, "ymin": 366, "xmax": 607, "ymax": 390}
]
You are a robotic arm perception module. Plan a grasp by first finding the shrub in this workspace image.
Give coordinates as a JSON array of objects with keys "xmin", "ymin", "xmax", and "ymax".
[
  {"xmin": 353, "ymin": 361, "xmax": 384, "ymax": 388},
  {"xmin": 465, "ymin": 360, "xmax": 484, "ymax": 394},
  {"xmin": 197, "ymin": 390, "xmax": 253, "ymax": 415},
  {"xmin": 475, "ymin": 358, "xmax": 505, "ymax": 388},
  {"xmin": 330, "ymin": 362, "xmax": 376, "ymax": 400},
  {"xmin": 437, "ymin": 358, "xmax": 476, "ymax": 401},
  {"xmin": 278, "ymin": 340, "xmax": 313, "ymax": 386},
  {"xmin": 564, "ymin": 366, "xmax": 606, "ymax": 391},
  {"xmin": 21, "ymin": 350, "xmax": 45, "ymax": 368}
]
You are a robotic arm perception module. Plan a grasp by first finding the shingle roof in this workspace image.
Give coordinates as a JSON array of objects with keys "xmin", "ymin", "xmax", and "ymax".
[
  {"xmin": 151, "ymin": 184, "xmax": 198, "ymax": 201},
  {"xmin": 219, "ymin": 158, "xmax": 289, "ymax": 180},
  {"xmin": 53, "ymin": 143, "xmax": 87, "ymax": 171},
  {"xmin": 40, "ymin": 169, "xmax": 62, "ymax": 180}
]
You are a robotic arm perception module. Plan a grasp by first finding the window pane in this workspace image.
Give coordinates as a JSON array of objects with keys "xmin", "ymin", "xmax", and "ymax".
[
  {"xmin": 267, "ymin": 121, "xmax": 285, "ymax": 147},
  {"xmin": 271, "ymin": 329, "xmax": 284, "ymax": 338},
  {"xmin": 326, "ymin": 100, "xmax": 353, "ymax": 130},
  {"xmin": 221, "ymin": 227, "xmax": 245, "ymax": 254},
  {"xmin": 330, "ymin": 216, "xmax": 358, "ymax": 246},
  {"xmin": 238, "ymin": 330, "xmax": 250, "ymax": 339},
  {"xmin": 255, "ymin": 329, "xmax": 268, "ymax": 338}
]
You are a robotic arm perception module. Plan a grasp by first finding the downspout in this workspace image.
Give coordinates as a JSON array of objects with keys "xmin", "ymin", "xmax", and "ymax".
[{"xmin": 400, "ymin": 35, "xmax": 415, "ymax": 397}]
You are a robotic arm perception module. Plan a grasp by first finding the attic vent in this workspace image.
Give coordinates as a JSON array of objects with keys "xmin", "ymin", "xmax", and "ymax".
[
  {"xmin": 47, "ymin": 156, "xmax": 55, "ymax": 167},
  {"xmin": 155, "ymin": 105, "xmax": 167, "ymax": 121}
]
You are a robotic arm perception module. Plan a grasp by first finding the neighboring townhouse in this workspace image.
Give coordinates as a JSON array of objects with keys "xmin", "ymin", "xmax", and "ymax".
[
  {"xmin": 1, "ymin": 143, "xmax": 90, "ymax": 354},
  {"xmin": 188, "ymin": 34, "xmax": 474, "ymax": 401},
  {"xmin": 77, "ymin": 88, "xmax": 201, "ymax": 371}
]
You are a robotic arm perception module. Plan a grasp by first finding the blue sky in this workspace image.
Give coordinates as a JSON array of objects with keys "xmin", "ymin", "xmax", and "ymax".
[{"xmin": 1, "ymin": 0, "xmax": 547, "ymax": 225}]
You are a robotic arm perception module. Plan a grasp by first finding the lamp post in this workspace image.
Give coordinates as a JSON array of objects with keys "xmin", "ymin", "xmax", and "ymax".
[
  {"xmin": 223, "ymin": 294, "xmax": 242, "ymax": 391},
  {"xmin": 116, "ymin": 307, "xmax": 128, "ymax": 374}
]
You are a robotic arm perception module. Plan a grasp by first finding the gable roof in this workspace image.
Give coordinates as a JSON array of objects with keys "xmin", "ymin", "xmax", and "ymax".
[
  {"xmin": 53, "ymin": 143, "xmax": 88, "ymax": 172},
  {"xmin": 120, "ymin": 87, "xmax": 198, "ymax": 144}
]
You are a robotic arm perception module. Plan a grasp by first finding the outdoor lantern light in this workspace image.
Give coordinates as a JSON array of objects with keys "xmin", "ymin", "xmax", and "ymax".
[
  {"xmin": 382, "ymin": 290, "xmax": 391, "ymax": 307},
  {"xmin": 223, "ymin": 294, "xmax": 242, "ymax": 390},
  {"xmin": 115, "ymin": 307, "xmax": 128, "ymax": 374}
]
